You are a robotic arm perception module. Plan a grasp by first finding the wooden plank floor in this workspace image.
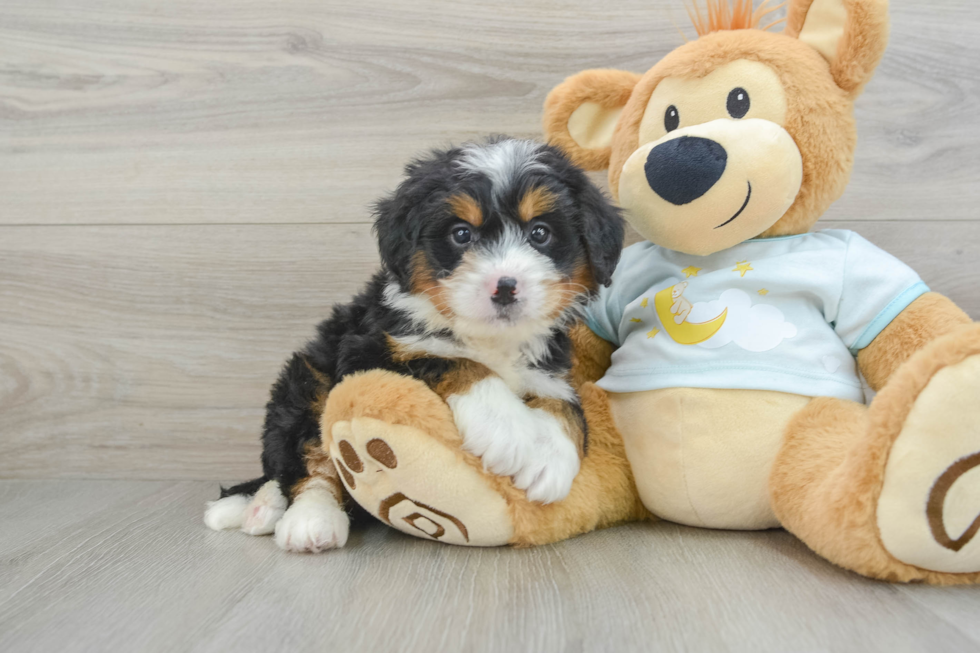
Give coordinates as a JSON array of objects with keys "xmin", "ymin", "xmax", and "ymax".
[
  {"xmin": 0, "ymin": 480, "xmax": 977, "ymax": 653},
  {"xmin": 2, "ymin": 0, "xmax": 980, "ymax": 650}
]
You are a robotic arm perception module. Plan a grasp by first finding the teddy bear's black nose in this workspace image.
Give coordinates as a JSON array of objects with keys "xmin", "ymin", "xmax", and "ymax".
[{"xmin": 644, "ymin": 136, "xmax": 728, "ymax": 205}]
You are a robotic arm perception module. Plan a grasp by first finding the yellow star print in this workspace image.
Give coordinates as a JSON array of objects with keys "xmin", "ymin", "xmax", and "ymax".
[
  {"xmin": 640, "ymin": 297, "xmax": 649, "ymax": 308},
  {"xmin": 758, "ymin": 288, "xmax": 769, "ymax": 296},
  {"xmin": 630, "ymin": 318, "xmax": 642, "ymax": 323},
  {"xmin": 681, "ymin": 266, "xmax": 701, "ymax": 278},
  {"xmin": 647, "ymin": 328, "xmax": 660, "ymax": 339},
  {"xmin": 733, "ymin": 260, "xmax": 753, "ymax": 277}
]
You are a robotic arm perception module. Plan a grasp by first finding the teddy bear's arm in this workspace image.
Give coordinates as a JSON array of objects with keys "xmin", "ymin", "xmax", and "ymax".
[
  {"xmin": 569, "ymin": 322, "xmax": 615, "ymax": 387},
  {"xmin": 857, "ymin": 292, "xmax": 972, "ymax": 391}
]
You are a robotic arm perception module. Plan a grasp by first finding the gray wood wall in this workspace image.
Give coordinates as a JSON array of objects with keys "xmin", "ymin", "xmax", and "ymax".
[{"xmin": 2, "ymin": 0, "xmax": 978, "ymax": 480}]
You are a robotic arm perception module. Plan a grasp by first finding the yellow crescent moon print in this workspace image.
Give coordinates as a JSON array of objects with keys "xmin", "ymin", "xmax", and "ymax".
[{"xmin": 654, "ymin": 285, "xmax": 728, "ymax": 345}]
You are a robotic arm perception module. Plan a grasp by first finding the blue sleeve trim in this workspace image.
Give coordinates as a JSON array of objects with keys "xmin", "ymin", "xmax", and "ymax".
[
  {"xmin": 585, "ymin": 314, "xmax": 617, "ymax": 345},
  {"xmin": 849, "ymin": 281, "xmax": 930, "ymax": 353}
]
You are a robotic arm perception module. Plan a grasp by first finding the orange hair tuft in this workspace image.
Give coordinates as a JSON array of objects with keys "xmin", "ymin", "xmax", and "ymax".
[{"xmin": 686, "ymin": 0, "xmax": 786, "ymax": 36}]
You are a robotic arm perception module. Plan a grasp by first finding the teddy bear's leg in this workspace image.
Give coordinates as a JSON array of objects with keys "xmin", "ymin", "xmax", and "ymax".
[
  {"xmin": 771, "ymin": 325, "xmax": 980, "ymax": 584},
  {"xmin": 321, "ymin": 370, "xmax": 648, "ymax": 547}
]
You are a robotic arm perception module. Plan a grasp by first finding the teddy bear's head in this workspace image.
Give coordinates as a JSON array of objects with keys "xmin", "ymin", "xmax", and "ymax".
[{"xmin": 543, "ymin": 0, "xmax": 889, "ymax": 256}]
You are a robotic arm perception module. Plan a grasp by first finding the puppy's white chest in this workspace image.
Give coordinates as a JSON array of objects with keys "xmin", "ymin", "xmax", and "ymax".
[
  {"xmin": 461, "ymin": 344, "xmax": 526, "ymax": 391},
  {"xmin": 464, "ymin": 343, "xmax": 574, "ymax": 402},
  {"xmin": 392, "ymin": 334, "xmax": 572, "ymax": 401}
]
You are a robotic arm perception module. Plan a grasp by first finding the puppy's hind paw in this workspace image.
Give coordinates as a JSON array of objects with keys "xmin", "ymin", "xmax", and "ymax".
[
  {"xmin": 204, "ymin": 494, "xmax": 250, "ymax": 531},
  {"xmin": 240, "ymin": 480, "xmax": 288, "ymax": 535}
]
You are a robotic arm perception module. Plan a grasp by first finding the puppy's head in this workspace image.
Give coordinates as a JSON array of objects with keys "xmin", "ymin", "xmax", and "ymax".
[{"xmin": 374, "ymin": 138, "xmax": 623, "ymax": 338}]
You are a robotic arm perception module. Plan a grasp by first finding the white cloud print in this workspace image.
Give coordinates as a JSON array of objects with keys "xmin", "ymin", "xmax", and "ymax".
[{"xmin": 688, "ymin": 288, "xmax": 797, "ymax": 352}]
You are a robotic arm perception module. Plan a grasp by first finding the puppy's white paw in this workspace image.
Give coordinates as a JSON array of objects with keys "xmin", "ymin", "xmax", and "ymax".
[
  {"xmin": 516, "ymin": 413, "xmax": 580, "ymax": 505},
  {"xmin": 241, "ymin": 480, "xmax": 287, "ymax": 535},
  {"xmin": 449, "ymin": 377, "xmax": 579, "ymax": 504},
  {"xmin": 274, "ymin": 493, "xmax": 349, "ymax": 553},
  {"xmin": 204, "ymin": 494, "xmax": 250, "ymax": 531},
  {"xmin": 450, "ymin": 377, "xmax": 537, "ymax": 476}
]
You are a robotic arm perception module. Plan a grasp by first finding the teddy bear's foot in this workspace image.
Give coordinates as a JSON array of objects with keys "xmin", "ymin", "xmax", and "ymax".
[
  {"xmin": 773, "ymin": 325, "xmax": 980, "ymax": 583},
  {"xmin": 329, "ymin": 417, "xmax": 514, "ymax": 546},
  {"xmin": 876, "ymin": 343, "xmax": 980, "ymax": 574},
  {"xmin": 322, "ymin": 369, "xmax": 648, "ymax": 548}
]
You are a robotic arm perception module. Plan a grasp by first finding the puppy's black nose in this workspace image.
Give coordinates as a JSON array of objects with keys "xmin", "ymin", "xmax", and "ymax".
[
  {"xmin": 644, "ymin": 136, "xmax": 727, "ymax": 205},
  {"xmin": 492, "ymin": 277, "xmax": 518, "ymax": 306}
]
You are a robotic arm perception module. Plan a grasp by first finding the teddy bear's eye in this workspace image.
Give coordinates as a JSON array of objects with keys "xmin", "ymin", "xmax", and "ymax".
[
  {"xmin": 727, "ymin": 87, "xmax": 750, "ymax": 119},
  {"xmin": 664, "ymin": 105, "xmax": 680, "ymax": 132}
]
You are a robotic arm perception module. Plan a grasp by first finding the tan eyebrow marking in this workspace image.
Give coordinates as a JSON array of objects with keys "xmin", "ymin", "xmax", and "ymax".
[
  {"xmin": 518, "ymin": 186, "xmax": 557, "ymax": 222},
  {"xmin": 447, "ymin": 193, "xmax": 483, "ymax": 227}
]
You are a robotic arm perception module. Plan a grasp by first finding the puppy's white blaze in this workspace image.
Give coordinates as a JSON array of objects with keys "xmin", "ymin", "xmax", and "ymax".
[
  {"xmin": 274, "ymin": 483, "xmax": 349, "ymax": 553},
  {"xmin": 204, "ymin": 494, "xmax": 251, "ymax": 531},
  {"xmin": 240, "ymin": 480, "xmax": 287, "ymax": 535},
  {"xmin": 457, "ymin": 140, "xmax": 548, "ymax": 200},
  {"xmin": 449, "ymin": 377, "xmax": 578, "ymax": 504}
]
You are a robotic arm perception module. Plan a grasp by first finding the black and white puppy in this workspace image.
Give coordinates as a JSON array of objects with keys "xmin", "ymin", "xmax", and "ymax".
[{"xmin": 205, "ymin": 137, "xmax": 624, "ymax": 552}]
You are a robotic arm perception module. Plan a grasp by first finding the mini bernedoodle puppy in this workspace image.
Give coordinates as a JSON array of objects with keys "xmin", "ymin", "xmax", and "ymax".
[{"xmin": 205, "ymin": 137, "xmax": 624, "ymax": 552}]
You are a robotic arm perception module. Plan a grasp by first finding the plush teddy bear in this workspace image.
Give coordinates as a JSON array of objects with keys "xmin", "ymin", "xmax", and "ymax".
[{"xmin": 321, "ymin": 0, "xmax": 980, "ymax": 584}]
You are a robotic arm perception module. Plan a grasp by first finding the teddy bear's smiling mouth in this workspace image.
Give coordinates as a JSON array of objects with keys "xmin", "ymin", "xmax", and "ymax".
[{"xmin": 714, "ymin": 181, "xmax": 752, "ymax": 229}]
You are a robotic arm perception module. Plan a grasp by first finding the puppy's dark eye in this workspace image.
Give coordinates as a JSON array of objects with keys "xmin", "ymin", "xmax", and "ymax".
[
  {"xmin": 529, "ymin": 224, "xmax": 552, "ymax": 246},
  {"xmin": 664, "ymin": 105, "xmax": 679, "ymax": 132},
  {"xmin": 450, "ymin": 225, "xmax": 472, "ymax": 245},
  {"xmin": 727, "ymin": 87, "xmax": 750, "ymax": 119}
]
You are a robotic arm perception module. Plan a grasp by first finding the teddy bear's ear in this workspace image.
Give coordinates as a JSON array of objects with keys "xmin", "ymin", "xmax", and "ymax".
[
  {"xmin": 543, "ymin": 69, "xmax": 641, "ymax": 171},
  {"xmin": 784, "ymin": 0, "xmax": 889, "ymax": 97}
]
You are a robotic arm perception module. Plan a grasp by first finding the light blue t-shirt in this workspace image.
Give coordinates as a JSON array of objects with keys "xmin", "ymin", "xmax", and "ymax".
[{"xmin": 585, "ymin": 230, "xmax": 928, "ymax": 403}]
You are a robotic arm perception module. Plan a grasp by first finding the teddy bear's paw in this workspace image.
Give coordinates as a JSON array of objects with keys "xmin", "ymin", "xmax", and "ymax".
[
  {"xmin": 239, "ymin": 480, "xmax": 288, "ymax": 536},
  {"xmin": 329, "ymin": 417, "xmax": 513, "ymax": 547},
  {"xmin": 877, "ymin": 353, "xmax": 980, "ymax": 574},
  {"xmin": 274, "ymin": 495, "xmax": 349, "ymax": 553}
]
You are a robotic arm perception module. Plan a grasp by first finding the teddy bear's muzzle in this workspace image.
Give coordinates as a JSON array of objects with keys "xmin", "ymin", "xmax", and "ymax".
[{"xmin": 618, "ymin": 118, "xmax": 803, "ymax": 256}]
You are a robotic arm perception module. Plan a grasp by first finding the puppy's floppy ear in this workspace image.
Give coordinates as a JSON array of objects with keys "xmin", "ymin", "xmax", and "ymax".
[
  {"xmin": 575, "ymin": 180, "xmax": 624, "ymax": 288},
  {"xmin": 373, "ymin": 192, "xmax": 421, "ymax": 289},
  {"xmin": 543, "ymin": 69, "xmax": 641, "ymax": 172},
  {"xmin": 373, "ymin": 154, "xmax": 451, "ymax": 288},
  {"xmin": 784, "ymin": 0, "xmax": 889, "ymax": 97}
]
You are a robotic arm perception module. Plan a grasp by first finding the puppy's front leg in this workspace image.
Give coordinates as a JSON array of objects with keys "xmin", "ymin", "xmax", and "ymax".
[
  {"xmin": 436, "ymin": 362, "xmax": 582, "ymax": 504},
  {"xmin": 516, "ymin": 396, "xmax": 586, "ymax": 503},
  {"xmin": 274, "ymin": 444, "xmax": 350, "ymax": 553}
]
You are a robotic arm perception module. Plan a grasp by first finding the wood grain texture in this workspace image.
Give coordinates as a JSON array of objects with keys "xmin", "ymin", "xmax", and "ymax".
[
  {"xmin": 0, "ymin": 480, "xmax": 977, "ymax": 653},
  {"xmin": 1, "ymin": 0, "xmax": 979, "ymax": 225},
  {"xmin": 0, "ymin": 224, "xmax": 377, "ymax": 480}
]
